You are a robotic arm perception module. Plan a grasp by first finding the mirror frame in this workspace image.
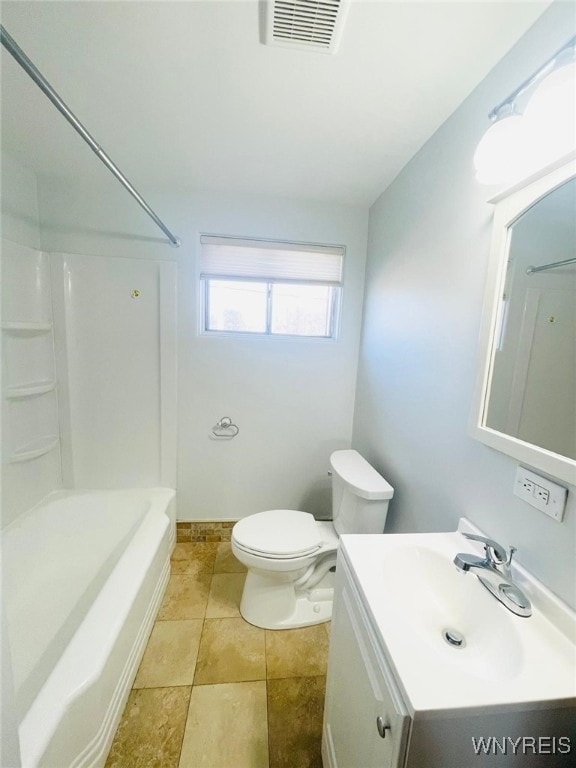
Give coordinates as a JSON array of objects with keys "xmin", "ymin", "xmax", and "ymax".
[{"xmin": 470, "ymin": 152, "xmax": 576, "ymax": 485}]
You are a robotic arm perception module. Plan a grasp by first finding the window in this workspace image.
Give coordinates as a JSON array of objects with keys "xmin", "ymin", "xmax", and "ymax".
[{"xmin": 200, "ymin": 236, "xmax": 344, "ymax": 338}]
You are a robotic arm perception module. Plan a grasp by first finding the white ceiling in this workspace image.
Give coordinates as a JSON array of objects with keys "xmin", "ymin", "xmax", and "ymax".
[{"xmin": 0, "ymin": 1, "xmax": 551, "ymax": 206}]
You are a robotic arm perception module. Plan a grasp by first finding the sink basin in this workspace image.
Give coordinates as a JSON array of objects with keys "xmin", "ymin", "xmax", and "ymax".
[
  {"xmin": 340, "ymin": 524, "xmax": 576, "ymax": 713},
  {"xmin": 380, "ymin": 546, "xmax": 524, "ymax": 683}
]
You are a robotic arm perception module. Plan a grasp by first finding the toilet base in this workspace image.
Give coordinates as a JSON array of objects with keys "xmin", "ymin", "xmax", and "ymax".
[{"xmin": 239, "ymin": 569, "xmax": 335, "ymax": 630}]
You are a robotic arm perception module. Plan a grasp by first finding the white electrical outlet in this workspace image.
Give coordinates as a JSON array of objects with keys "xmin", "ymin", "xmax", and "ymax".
[{"xmin": 514, "ymin": 467, "xmax": 568, "ymax": 521}]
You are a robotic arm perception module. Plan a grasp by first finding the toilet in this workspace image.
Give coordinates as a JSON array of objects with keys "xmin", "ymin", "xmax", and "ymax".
[{"xmin": 231, "ymin": 449, "xmax": 393, "ymax": 630}]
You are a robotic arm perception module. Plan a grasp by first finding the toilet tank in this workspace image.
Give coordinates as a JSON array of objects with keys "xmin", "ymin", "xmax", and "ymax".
[{"xmin": 330, "ymin": 450, "xmax": 394, "ymax": 535}]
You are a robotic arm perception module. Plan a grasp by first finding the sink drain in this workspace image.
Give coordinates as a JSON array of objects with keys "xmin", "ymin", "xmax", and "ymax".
[{"xmin": 443, "ymin": 628, "xmax": 466, "ymax": 648}]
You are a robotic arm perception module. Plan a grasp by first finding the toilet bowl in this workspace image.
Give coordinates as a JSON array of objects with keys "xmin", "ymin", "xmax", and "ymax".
[{"xmin": 232, "ymin": 450, "xmax": 394, "ymax": 630}]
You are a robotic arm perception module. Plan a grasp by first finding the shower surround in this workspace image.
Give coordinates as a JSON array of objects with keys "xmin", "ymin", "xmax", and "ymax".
[{"xmin": 1, "ymin": 199, "xmax": 178, "ymax": 767}]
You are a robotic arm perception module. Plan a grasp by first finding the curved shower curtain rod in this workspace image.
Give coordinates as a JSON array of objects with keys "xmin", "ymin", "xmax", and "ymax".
[{"xmin": 1, "ymin": 25, "xmax": 181, "ymax": 248}]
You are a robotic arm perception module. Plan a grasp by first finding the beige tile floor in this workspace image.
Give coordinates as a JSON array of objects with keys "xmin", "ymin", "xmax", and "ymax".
[{"xmin": 105, "ymin": 541, "xmax": 330, "ymax": 768}]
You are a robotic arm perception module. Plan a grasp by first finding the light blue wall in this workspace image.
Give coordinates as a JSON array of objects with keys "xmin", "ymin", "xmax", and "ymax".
[{"xmin": 352, "ymin": 2, "xmax": 576, "ymax": 607}]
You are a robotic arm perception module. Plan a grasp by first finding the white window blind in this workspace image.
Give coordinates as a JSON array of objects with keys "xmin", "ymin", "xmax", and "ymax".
[{"xmin": 200, "ymin": 236, "xmax": 344, "ymax": 285}]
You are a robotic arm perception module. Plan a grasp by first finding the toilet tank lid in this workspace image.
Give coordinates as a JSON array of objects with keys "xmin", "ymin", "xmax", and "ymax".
[{"xmin": 330, "ymin": 450, "xmax": 394, "ymax": 500}]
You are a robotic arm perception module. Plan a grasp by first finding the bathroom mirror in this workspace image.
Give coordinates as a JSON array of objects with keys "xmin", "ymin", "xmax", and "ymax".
[{"xmin": 470, "ymin": 154, "xmax": 576, "ymax": 485}]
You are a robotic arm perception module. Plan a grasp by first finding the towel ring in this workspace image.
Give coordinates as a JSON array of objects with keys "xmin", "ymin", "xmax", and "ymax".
[{"xmin": 210, "ymin": 416, "xmax": 239, "ymax": 440}]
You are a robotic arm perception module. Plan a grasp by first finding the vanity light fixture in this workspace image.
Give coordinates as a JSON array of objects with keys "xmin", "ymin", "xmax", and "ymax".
[{"xmin": 474, "ymin": 35, "xmax": 576, "ymax": 185}]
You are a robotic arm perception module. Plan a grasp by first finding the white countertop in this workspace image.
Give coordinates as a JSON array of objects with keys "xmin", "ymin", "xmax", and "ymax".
[{"xmin": 340, "ymin": 527, "xmax": 576, "ymax": 716}]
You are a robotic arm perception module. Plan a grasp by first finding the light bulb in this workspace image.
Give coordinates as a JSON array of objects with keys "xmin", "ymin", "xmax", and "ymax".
[{"xmin": 473, "ymin": 114, "xmax": 532, "ymax": 184}]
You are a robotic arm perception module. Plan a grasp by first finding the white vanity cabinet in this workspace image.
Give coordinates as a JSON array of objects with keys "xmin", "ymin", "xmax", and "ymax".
[
  {"xmin": 322, "ymin": 533, "xmax": 576, "ymax": 768},
  {"xmin": 322, "ymin": 553, "xmax": 410, "ymax": 768}
]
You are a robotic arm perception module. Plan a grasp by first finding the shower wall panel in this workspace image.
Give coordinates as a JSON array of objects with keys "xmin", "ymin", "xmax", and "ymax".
[
  {"xmin": 50, "ymin": 253, "xmax": 176, "ymax": 489},
  {"xmin": 1, "ymin": 241, "xmax": 62, "ymax": 528}
]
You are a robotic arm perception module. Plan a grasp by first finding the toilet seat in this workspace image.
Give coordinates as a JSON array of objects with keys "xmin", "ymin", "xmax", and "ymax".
[{"xmin": 232, "ymin": 509, "xmax": 323, "ymax": 559}]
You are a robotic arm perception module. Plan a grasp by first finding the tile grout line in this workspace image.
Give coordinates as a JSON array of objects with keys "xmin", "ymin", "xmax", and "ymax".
[
  {"xmin": 264, "ymin": 625, "xmax": 271, "ymax": 768},
  {"xmin": 177, "ymin": 548, "xmax": 213, "ymax": 766},
  {"xmin": 265, "ymin": 627, "xmax": 272, "ymax": 768},
  {"xmin": 175, "ymin": 683, "xmax": 193, "ymax": 768},
  {"xmin": 265, "ymin": 676, "xmax": 272, "ymax": 768},
  {"xmin": 177, "ymin": 558, "xmax": 213, "ymax": 766}
]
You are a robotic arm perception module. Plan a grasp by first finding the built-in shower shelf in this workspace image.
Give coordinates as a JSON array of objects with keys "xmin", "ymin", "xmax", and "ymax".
[
  {"xmin": 10, "ymin": 435, "xmax": 60, "ymax": 463},
  {"xmin": 2, "ymin": 321, "xmax": 53, "ymax": 333},
  {"xmin": 5, "ymin": 380, "xmax": 57, "ymax": 399}
]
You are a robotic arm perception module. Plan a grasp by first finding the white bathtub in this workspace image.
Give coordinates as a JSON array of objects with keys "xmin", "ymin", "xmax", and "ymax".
[{"xmin": 2, "ymin": 487, "xmax": 175, "ymax": 768}]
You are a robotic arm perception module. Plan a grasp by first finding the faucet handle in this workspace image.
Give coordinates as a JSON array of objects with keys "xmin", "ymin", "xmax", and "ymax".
[{"xmin": 462, "ymin": 532, "xmax": 508, "ymax": 565}]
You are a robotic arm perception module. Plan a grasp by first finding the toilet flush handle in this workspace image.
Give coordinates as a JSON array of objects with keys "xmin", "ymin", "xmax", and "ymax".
[{"xmin": 376, "ymin": 716, "xmax": 390, "ymax": 739}]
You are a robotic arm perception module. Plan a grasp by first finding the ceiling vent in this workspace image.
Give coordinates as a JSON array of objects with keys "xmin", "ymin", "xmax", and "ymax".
[{"xmin": 264, "ymin": 0, "xmax": 350, "ymax": 55}]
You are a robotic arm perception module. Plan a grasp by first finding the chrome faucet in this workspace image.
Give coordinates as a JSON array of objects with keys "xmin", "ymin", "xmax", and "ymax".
[{"xmin": 454, "ymin": 533, "xmax": 532, "ymax": 618}]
